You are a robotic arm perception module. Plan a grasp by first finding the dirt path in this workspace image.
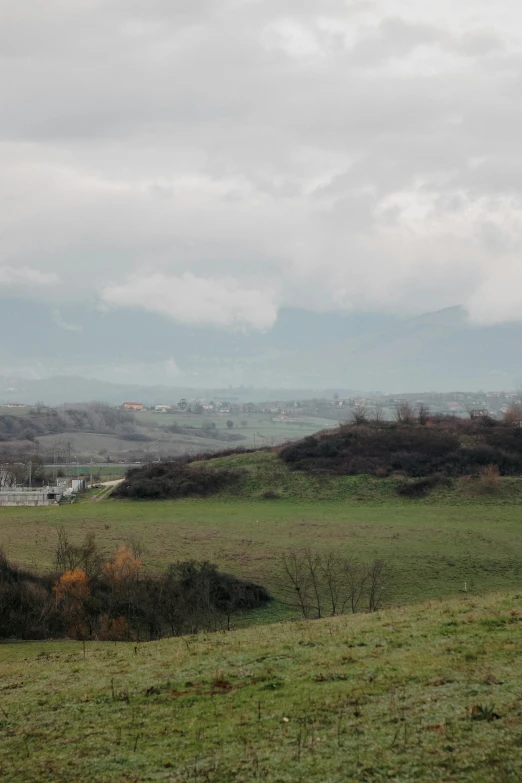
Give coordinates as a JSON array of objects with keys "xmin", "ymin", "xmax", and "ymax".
[{"xmin": 88, "ymin": 479, "xmax": 124, "ymax": 502}]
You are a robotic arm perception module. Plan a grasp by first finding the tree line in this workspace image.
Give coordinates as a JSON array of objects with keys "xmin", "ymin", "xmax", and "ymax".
[
  {"xmin": 279, "ymin": 548, "xmax": 389, "ymax": 618},
  {"xmin": 0, "ymin": 533, "xmax": 392, "ymax": 641},
  {"xmin": 0, "ymin": 403, "xmax": 139, "ymax": 444}
]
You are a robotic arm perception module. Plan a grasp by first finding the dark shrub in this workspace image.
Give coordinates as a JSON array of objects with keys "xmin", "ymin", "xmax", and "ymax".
[
  {"xmin": 280, "ymin": 420, "xmax": 522, "ymax": 478},
  {"xmin": 113, "ymin": 461, "xmax": 244, "ymax": 500},
  {"xmin": 0, "ymin": 550, "xmax": 61, "ymax": 639},
  {"xmin": 396, "ymin": 475, "xmax": 451, "ymax": 499},
  {"xmin": 263, "ymin": 490, "xmax": 281, "ymax": 500}
]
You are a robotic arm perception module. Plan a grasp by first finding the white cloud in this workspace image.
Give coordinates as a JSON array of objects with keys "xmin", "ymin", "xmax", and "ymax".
[
  {"xmin": 0, "ymin": 265, "xmax": 58, "ymax": 287},
  {"xmin": 52, "ymin": 309, "xmax": 82, "ymax": 331},
  {"xmin": 163, "ymin": 357, "xmax": 182, "ymax": 378},
  {"xmin": 466, "ymin": 262, "xmax": 522, "ymax": 324},
  {"xmin": 101, "ymin": 273, "xmax": 278, "ymax": 330},
  {"xmin": 261, "ymin": 19, "xmax": 323, "ymax": 59}
]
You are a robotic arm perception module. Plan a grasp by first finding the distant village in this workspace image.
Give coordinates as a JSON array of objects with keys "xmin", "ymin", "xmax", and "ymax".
[
  {"xmin": 119, "ymin": 389, "xmax": 522, "ymax": 421},
  {"xmin": 121, "ymin": 399, "xmax": 301, "ymax": 422},
  {"xmin": 3, "ymin": 389, "xmax": 521, "ymax": 423}
]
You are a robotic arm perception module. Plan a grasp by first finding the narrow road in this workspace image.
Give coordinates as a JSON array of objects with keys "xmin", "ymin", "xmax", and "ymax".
[{"xmin": 88, "ymin": 479, "xmax": 124, "ymax": 502}]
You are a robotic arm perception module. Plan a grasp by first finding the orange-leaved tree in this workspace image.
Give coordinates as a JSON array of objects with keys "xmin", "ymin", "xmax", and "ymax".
[
  {"xmin": 53, "ymin": 568, "xmax": 91, "ymax": 639},
  {"xmin": 103, "ymin": 546, "xmax": 142, "ymax": 630},
  {"xmin": 103, "ymin": 546, "xmax": 142, "ymax": 595}
]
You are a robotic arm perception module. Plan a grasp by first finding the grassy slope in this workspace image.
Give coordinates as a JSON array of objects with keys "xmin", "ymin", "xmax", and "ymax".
[
  {"xmin": 1, "ymin": 592, "xmax": 522, "ymax": 782},
  {"xmin": 204, "ymin": 450, "xmax": 522, "ymax": 503}
]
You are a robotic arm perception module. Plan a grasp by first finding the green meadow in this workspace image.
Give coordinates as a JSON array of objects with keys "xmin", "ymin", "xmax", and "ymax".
[
  {"xmin": 2, "ymin": 481, "xmax": 522, "ymax": 611},
  {"xmin": 1, "ymin": 591, "xmax": 521, "ymax": 782}
]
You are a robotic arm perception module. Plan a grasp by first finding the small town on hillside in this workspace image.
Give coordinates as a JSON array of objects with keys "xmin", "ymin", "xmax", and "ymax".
[{"xmin": 119, "ymin": 390, "xmax": 522, "ymax": 419}]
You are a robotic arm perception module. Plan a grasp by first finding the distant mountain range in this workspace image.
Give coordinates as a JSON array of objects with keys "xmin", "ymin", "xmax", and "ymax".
[{"xmin": 1, "ymin": 298, "xmax": 521, "ymax": 398}]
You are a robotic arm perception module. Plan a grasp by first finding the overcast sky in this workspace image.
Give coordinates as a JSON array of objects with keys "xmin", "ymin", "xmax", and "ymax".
[{"xmin": 2, "ymin": 0, "xmax": 522, "ymax": 333}]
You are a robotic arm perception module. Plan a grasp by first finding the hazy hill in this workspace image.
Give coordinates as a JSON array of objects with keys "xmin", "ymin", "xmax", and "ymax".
[{"xmin": 2, "ymin": 298, "xmax": 522, "ymax": 392}]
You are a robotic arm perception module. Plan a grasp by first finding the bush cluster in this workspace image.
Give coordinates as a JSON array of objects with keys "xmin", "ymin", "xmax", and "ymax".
[
  {"xmin": 0, "ymin": 536, "xmax": 270, "ymax": 641},
  {"xmin": 280, "ymin": 420, "xmax": 522, "ymax": 477},
  {"xmin": 113, "ymin": 461, "xmax": 244, "ymax": 499}
]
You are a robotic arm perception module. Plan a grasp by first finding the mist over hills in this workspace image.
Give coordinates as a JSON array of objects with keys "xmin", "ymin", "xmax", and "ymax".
[
  {"xmin": 0, "ymin": 376, "xmax": 346, "ymax": 407},
  {"xmin": 1, "ymin": 298, "xmax": 521, "ymax": 399}
]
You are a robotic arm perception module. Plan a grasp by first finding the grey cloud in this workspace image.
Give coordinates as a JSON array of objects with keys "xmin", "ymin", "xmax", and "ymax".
[
  {"xmin": 348, "ymin": 17, "xmax": 450, "ymax": 65},
  {"xmin": 1, "ymin": 0, "xmax": 522, "ymax": 330},
  {"xmin": 347, "ymin": 17, "xmax": 505, "ymax": 67},
  {"xmin": 456, "ymin": 30, "xmax": 504, "ymax": 56}
]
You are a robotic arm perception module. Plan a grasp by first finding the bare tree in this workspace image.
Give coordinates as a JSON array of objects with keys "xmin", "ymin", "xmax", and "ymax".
[
  {"xmin": 503, "ymin": 402, "xmax": 522, "ymax": 426},
  {"xmin": 367, "ymin": 559, "xmax": 388, "ymax": 612},
  {"xmin": 395, "ymin": 401, "xmax": 415, "ymax": 424},
  {"xmin": 417, "ymin": 404, "xmax": 430, "ymax": 426},
  {"xmin": 126, "ymin": 534, "xmax": 144, "ymax": 564},
  {"xmin": 54, "ymin": 528, "xmax": 104, "ymax": 578},
  {"xmin": 319, "ymin": 552, "xmax": 344, "ymax": 616},
  {"xmin": 0, "ymin": 463, "xmax": 25, "ymax": 489},
  {"xmin": 279, "ymin": 549, "xmax": 391, "ymax": 619},
  {"xmin": 350, "ymin": 405, "xmax": 368, "ymax": 425},
  {"xmin": 280, "ymin": 551, "xmax": 314, "ymax": 618},
  {"xmin": 372, "ymin": 403, "xmax": 385, "ymax": 424},
  {"xmin": 303, "ymin": 548, "xmax": 323, "ymax": 618},
  {"xmin": 342, "ymin": 560, "xmax": 370, "ymax": 614}
]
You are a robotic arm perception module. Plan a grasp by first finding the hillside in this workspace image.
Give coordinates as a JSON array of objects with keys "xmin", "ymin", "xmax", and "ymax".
[
  {"xmin": 0, "ymin": 403, "xmax": 338, "ymax": 464},
  {"xmin": 4, "ymin": 300, "xmax": 522, "ymax": 390},
  {"xmin": 1, "ymin": 592, "xmax": 521, "ymax": 781},
  {"xmin": 197, "ymin": 450, "xmax": 522, "ymax": 503},
  {"xmin": 279, "ymin": 419, "xmax": 522, "ymax": 478},
  {"xmin": 114, "ymin": 416, "xmax": 522, "ymax": 503}
]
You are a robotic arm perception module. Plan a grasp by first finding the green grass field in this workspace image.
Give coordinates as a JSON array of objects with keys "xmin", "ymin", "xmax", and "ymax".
[
  {"xmin": 1, "ymin": 591, "xmax": 521, "ymax": 782},
  {"xmin": 70, "ymin": 464, "xmax": 129, "ymax": 479},
  {"xmin": 2, "ymin": 495, "xmax": 522, "ymax": 613}
]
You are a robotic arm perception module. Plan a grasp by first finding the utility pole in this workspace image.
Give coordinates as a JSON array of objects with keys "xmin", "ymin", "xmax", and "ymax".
[{"xmin": 90, "ymin": 455, "xmax": 93, "ymax": 487}]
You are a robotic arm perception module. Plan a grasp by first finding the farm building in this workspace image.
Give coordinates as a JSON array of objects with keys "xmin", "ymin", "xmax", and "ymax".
[
  {"xmin": 0, "ymin": 487, "xmax": 63, "ymax": 507},
  {"xmin": 0, "ymin": 478, "xmax": 87, "ymax": 507},
  {"xmin": 123, "ymin": 402, "xmax": 144, "ymax": 411}
]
